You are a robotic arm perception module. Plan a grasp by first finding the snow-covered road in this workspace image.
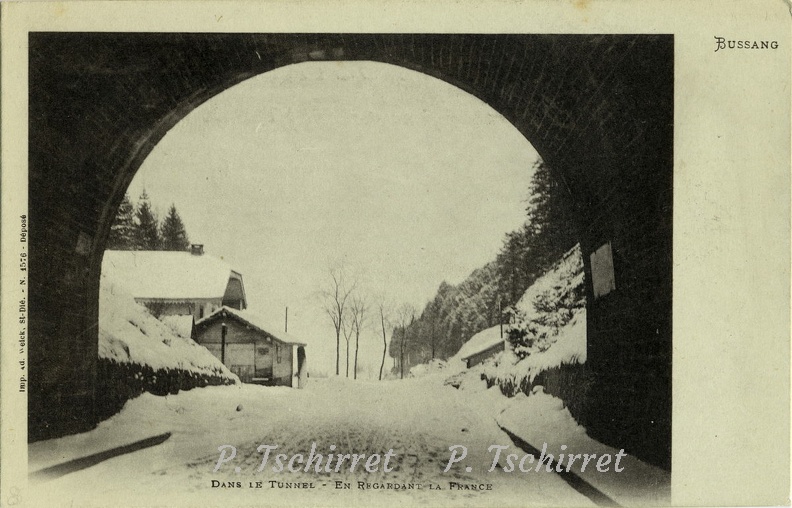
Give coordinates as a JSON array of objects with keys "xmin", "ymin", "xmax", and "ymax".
[{"xmin": 30, "ymin": 375, "xmax": 597, "ymax": 507}]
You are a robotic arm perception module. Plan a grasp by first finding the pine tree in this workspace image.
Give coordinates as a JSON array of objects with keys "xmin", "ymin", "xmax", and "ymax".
[
  {"xmin": 107, "ymin": 193, "xmax": 136, "ymax": 250},
  {"xmin": 524, "ymin": 159, "xmax": 578, "ymax": 261},
  {"xmin": 495, "ymin": 159, "xmax": 579, "ymax": 308},
  {"xmin": 160, "ymin": 204, "xmax": 190, "ymax": 251},
  {"xmin": 134, "ymin": 190, "xmax": 161, "ymax": 250}
]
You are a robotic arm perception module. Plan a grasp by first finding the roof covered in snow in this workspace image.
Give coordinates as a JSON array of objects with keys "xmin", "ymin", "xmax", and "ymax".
[
  {"xmin": 454, "ymin": 325, "xmax": 505, "ymax": 361},
  {"xmin": 102, "ymin": 250, "xmax": 243, "ymax": 302},
  {"xmin": 195, "ymin": 307, "xmax": 307, "ymax": 346}
]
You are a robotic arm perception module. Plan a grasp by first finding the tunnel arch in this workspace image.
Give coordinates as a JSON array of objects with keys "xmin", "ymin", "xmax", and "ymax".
[{"xmin": 29, "ymin": 33, "xmax": 672, "ymax": 468}]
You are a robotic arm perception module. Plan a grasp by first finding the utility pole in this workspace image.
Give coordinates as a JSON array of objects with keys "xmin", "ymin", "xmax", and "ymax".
[
  {"xmin": 285, "ymin": 306, "xmax": 288, "ymax": 333},
  {"xmin": 221, "ymin": 322, "xmax": 227, "ymax": 365}
]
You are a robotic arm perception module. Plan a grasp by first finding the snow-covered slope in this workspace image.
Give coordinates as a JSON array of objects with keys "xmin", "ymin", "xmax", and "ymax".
[
  {"xmin": 447, "ymin": 244, "xmax": 586, "ymax": 384},
  {"xmin": 99, "ymin": 275, "xmax": 238, "ymax": 380},
  {"xmin": 506, "ymin": 244, "xmax": 585, "ymax": 358},
  {"xmin": 408, "ymin": 358, "xmax": 449, "ymax": 378},
  {"xmin": 483, "ymin": 308, "xmax": 586, "ymax": 385},
  {"xmin": 515, "ymin": 244, "xmax": 584, "ymax": 316}
]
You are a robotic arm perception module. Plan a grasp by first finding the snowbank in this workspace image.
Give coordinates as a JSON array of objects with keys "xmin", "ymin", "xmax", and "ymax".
[
  {"xmin": 497, "ymin": 387, "xmax": 588, "ymax": 444},
  {"xmin": 99, "ymin": 276, "xmax": 237, "ymax": 380},
  {"xmin": 496, "ymin": 387, "xmax": 671, "ymax": 505},
  {"xmin": 408, "ymin": 358, "xmax": 449, "ymax": 378}
]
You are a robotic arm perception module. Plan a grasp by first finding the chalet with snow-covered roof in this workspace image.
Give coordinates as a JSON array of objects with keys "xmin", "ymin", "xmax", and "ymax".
[
  {"xmin": 102, "ymin": 245, "xmax": 247, "ymax": 321},
  {"xmin": 456, "ymin": 325, "xmax": 506, "ymax": 369},
  {"xmin": 193, "ymin": 307, "xmax": 307, "ymax": 388}
]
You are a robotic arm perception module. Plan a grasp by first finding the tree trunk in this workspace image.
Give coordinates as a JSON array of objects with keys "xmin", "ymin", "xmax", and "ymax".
[
  {"xmin": 354, "ymin": 330, "xmax": 360, "ymax": 380},
  {"xmin": 379, "ymin": 312, "xmax": 387, "ymax": 381},
  {"xmin": 400, "ymin": 331, "xmax": 406, "ymax": 380},
  {"xmin": 400, "ymin": 341, "xmax": 404, "ymax": 380},
  {"xmin": 345, "ymin": 339, "xmax": 350, "ymax": 378},
  {"xmin": 335, "ymin": 329, "xmax": 340, "ymax": 376}
]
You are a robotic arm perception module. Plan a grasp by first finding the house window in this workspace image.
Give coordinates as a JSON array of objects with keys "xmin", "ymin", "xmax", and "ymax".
[{"xmin": 276, "ymin": 344, "xmax": 282, "ymax": 363}]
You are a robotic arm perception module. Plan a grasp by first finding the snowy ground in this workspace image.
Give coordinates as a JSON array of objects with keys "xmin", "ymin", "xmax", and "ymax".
[
  {"xmin": 29, "ymin": 372, "xmax": 669, "ymax": 508},
  {"xmin": 455, "ymin": 374, "xmax": 671, "ymax": 506},
  {"xmin": 48, "ymin": 244, "xmax": 669, "ymax": 507}
]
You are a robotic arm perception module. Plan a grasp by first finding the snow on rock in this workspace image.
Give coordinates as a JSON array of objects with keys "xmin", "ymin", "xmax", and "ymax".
[
  {"xmin": 99, "ymin": 276, "xmax": 237, "ymax": 380},
  {"xmin": 443, "ymin": 245, "xmax": 584, "ymax": 394},
  {"xmin": 506, "ymin": 244, "xmax": 585, "ymax": 359},
  {"xmin": 514, "ymin": 244, "xmax": 584, "ymax": 317}
]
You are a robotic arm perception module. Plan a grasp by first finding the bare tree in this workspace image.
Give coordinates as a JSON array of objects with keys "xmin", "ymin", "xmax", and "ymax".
[
  {"xmin": 322, "ymin": 264, "xmax": 356, "ymax": 376},
  {"xmin": 376, "ymin": 300, "xmax": 391, "ymax": 381},
  {"xmin": 394, "ymin": 304, "xmax": 416, "ymax": 379},
  {"xmin": 342, "ymin": 315, "xmax": 354, "ymax": 378},
  {"xmin": 348, "ymin": 294, "xmax": 368, "ymax": 380}
]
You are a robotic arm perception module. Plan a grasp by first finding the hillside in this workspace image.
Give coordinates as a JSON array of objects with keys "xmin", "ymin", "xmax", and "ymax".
[{"xmin": 390, "ymin": 159, "xmax": 579, "ymax": 374}]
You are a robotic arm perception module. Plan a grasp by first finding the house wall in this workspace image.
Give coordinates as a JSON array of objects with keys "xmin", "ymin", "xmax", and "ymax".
[
  {"xmin": 195, "ymin": 300, "xmax": 223, "ymax": 320},
  {"xmin": 138, "ymin": 298, "xmax": 222, "ymax": 320},
  {"xmin": 195, "ymin": 319, "xmax": 293, "ymax": 386},
  {"xmin": 272, "ymin": 342, "xmax": 293, "ymax": 387}
]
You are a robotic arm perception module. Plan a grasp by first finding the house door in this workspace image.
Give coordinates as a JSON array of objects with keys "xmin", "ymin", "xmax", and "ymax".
[
  {"xmin": 226, "ymin": 343, "xmax": 255, "ymax": 383},
  {"xmin": 254, "ymin": 343, "xmax": 274, "ymax": 382}
]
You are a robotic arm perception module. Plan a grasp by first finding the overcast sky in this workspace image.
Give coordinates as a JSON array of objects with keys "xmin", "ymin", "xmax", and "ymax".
[{"xmin": 127, "ymin": 61, "xmax": 539, "ymax": 376}]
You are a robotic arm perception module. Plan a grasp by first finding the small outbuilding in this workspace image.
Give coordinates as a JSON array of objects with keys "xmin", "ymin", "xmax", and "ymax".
[
  {"xmin": 456, "ymin": 325, "xmax": 506, "ymax": 369},
  {"xmin": 194, "ymin": 307, "xmax": 307, "ymax": 387}
]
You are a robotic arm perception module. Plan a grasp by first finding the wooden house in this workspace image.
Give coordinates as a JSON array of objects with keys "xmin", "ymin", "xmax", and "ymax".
[
  {"xmin": 194, "ymin": 307, "xmax": 307, "ymax": 387},
  {"xmin": 102, "ymin": 245, "xmax": 247, "ymax": 320},
  {"xmin": 456, "ymin": 325, "xmax": 506, "ymax": 369}
]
